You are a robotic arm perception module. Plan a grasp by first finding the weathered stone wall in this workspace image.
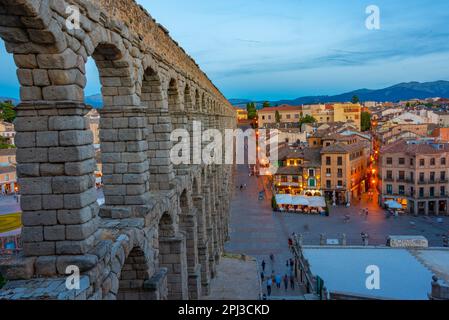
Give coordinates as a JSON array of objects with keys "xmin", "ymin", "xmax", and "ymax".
[{"xmin": 0, "ymin": 0, "xmax": 236, "ymax": 300}]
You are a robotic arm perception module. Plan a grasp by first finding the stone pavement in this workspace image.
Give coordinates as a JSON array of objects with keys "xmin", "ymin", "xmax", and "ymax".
[{"xmin": 202, "ymin": 255, "xmax": 261, "ymax": 300}]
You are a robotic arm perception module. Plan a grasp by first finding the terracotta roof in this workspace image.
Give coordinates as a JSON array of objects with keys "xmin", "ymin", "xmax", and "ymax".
[
  {"xmin": 275, "ymin": 166, "xmax": 302, "ymax": 175},
  {"xmin": 277, "ymin": 146, "xmax": 321, "ymax": 166},
  {"xmin": 381, "ymin": 139, "xmax": 449, "ymax": 155},
  {"xmin": 258, "ymin": 105, "xmax": 301, "ymax": 113}
]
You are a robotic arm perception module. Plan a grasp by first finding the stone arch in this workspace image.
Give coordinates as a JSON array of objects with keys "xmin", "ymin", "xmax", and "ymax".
[
  {"xmin": 116, "ymin": 246, "xmax": 153, "ymax": 300},
  {"xmin": 141, "ymin": 66, "xmax": 174, "ymax": 191},
  {"xmin": 184, "ymin": 84, "xmax": 193, "ymax": 113},
  {"xmin": 158, "ymin": 210, "xmax": 188, "ymax": 299},
  {"xmin": 168, "ymin": 78, "xmax": 182, "ymax": 113},
  {"xmin": 195, "ymin": 89, "xmax": 201, "ymax": 112},
  {"xmin": 90, "ymin": 42, "xmax": 137, "ymax": 109}
]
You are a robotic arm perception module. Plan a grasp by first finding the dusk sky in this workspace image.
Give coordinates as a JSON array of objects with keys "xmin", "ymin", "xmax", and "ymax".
[{"xmin": 1, "ymin": 0, "xmax": 449, "ymax": 101}]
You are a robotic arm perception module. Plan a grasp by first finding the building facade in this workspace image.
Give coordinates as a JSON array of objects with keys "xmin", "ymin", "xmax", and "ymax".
[{"xmin": 380, "ymin": 139, "xmax": 449, "ymax": 215}]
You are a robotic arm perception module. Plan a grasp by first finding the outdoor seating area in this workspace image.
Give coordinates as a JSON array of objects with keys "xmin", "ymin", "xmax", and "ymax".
[
  {"xmin": 274, "ymin": 194, "xmax": 327, "ymax": 215},
  {"xmin": 0, "ymin": 212, "xmax": 22, "ymax": 254}
]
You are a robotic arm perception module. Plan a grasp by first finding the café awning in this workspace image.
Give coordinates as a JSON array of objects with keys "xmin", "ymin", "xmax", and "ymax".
[{"xmin": 385, "ymin": 200, "xmax": 402, "ymax": 210}]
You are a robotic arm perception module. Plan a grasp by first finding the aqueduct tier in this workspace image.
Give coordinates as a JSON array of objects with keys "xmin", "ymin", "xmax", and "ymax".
[{"xmin": 0, "ymin": 0, "xmax": 236, "ymax": 300}]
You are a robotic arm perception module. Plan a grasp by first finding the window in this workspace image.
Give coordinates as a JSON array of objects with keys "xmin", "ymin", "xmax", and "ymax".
[
  {"xmin": 337, "ymin": 157, "xmax": 343, "ymax": 166},
  {"xmin": 430, "ymin": 158, "xmax": 436, "ymax": 166},
  {"xmin": 419, "ymin": 188, "xmax": 424, "ymax": 197},
  {"xmin": 386, "ymin": 170, "xmax": 393, "ymax": 180},
  {"xmin": 398, "ymin": 185, "xmax": 405, "ymax": 195},
  {"xmin": 398, "ymin": 171, "xmax": 405, "ymax": 180},
  {"xmin": 430, "ymin": 187, "xmax": 435, "ymax": 197},
  {"xmin": 441, "ymin": 171, "xmax": 446, "ymax": 181},
  {"xmin": 337, "ymin": 180, "xmax": 343, "ymax": 187},
  {"xmin": 326, "ymin": 168, "xmax": 331, "ymax": 175},
  {"xmin": 420, "ymin": 159, "xmax": 425, "ymax": 166},
  {"xmin": 430, "ymin": 172, "xmax": 435, "ymax": 182},
  {"xmin": 337, "ymin": 169, "xmax": 343, "ymax": 178},
  {"xmin": 286, "ymin": 114, "xmax": 291, "ymax": 119},
  {"xmin": 410, "ymin": 186, "xmax": 415, "ymax": 196},
  {"xmin": 5, "ymin": 174, "xmax": 9, "ymax": 181},
  {"xmin": 326, "ymin": 180, "xmax": 331, "ymax": 189},
  {"xmin": 441, "ymin": 186, "xmax": 446, "ymax": 196},
  {"xmin": 262, "ymin": 116, "xmax": 265, "ymax": 120},
  {"xmin": 295, "ymin": 114, "xmax": 299, "ymax": 119},
  {"xmin": 281, "ymin": 176, "xmax": 287, "ymax": 182},
  {"xmin": 410, "ymin": 172, "xmax": 414, "ymax": 182},
  {"xmin": 292, "ymin": 176, "xmax": 299, "ymax": 183},
  {"xmin": 398, "ymin": 158, "xmax": 405, "ymax": 165},
  {"xmin": 419, "ymin": 172, "xmax": 425, "ymax": 182},
  {"xmin": 386, "ymin": 157, "xmax": 393, "ymax": 165},
  {"xmin": 308, "ymin": 178, "xmax": 316, "ymax": 187},
  {"xmin": 309, "ymin": 169, "xmax": 315, "ymax": 177},
  {"xmin": 410, "ymin": 158, "xmax": 414, "ymax": 166},
  {"xmin": 386, "ymin": 184, "xmax": 393, "ymax": 195},
  {"xmin": 441, "ymin": 158, "xmax": 446, "ymax": 165},
  {"xmin": 268, "ymin": 115, "xmax": 272, "ymax": 120}
]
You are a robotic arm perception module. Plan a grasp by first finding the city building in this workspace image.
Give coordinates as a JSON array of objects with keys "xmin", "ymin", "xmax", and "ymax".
[
  {"xmin": 0, "ymin": 121, "xmax": 15, "ymax": 145},
  {"xmin": 0, "ymin": 148, "xmax": 17, "ymax": 194},
  {"xmin": 235, "ymin": 108, "xmax": 248, "ymax": 121},
  {"xmin": 379, "ymin": 139, "xmax": 449, "ymax": 215},
  {"xmin": 319, "ymin": 135, "xmax": 371, "ymax": 205},
  {"xmin": 332, "ymin": 103, "xmax": 362, "ymax": 131},
  {"xmin": 273, "ymin": 145, "xmax": 322, "ymax": 196},
  {"xmin": 258, "ymin": 105, "xmax": 302, "ymax": 127},
  {"xmin": 86, "ymin": 109, "xmax": 100, "ymax": 147}
]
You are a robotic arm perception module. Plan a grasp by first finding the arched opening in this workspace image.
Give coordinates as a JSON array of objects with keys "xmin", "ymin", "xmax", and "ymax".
[
  {"xmin": 158, "ymin": 211, "xmax": 188, "ymax": 299},
  {"xmin": 178, "ymin": 189, "xmax": 201, "ymax": 299},
  {"xmin": 90, "ymin": 42, "xmax": 149, "ymax": 207},
  {"xmin": 117, "ymin": 246, "xmax": 152, "ymax": 300},
  {"xmin": 141, "ymin": 67, "xmax": 174, "ymax": 191}
]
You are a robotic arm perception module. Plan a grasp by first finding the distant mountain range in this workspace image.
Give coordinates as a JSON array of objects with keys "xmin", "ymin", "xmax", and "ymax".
[
  {"xmin": 230, "ymin": 80, "xmax": 449, "ymax": 108},
  {"xmin": 0, "ymin": 95, "xmax": 103, "ymax": 108},
  {"xmin": 3, "ymin": 80, "xmax": 449, "ymax": 109}
]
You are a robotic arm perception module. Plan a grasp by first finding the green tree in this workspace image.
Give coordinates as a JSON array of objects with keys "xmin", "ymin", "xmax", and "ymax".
[
  {"xmin": 0, "ymin": 102, "xmax": 16, "ymax": 123},
  {"xmin": 246, "ymin": 102, "xmax": 257, "ymax": 120},
  {"xmin": 275, "ymin": 110, "xmax": 281, "ymax": 123},
  {"xmin": 351, "ymin": 95, "xmax": 360, "ymax": 104},
  {"xmin": 262, "ymin": 101, "xmax": 271, "ymax": 109},
  {"xmin": 299, "ymin": 114, "xmax": 316, "ymax": 126},
  {"xmin": 361, "ymin": 111, "xmax": 371, "ymax": 132}
]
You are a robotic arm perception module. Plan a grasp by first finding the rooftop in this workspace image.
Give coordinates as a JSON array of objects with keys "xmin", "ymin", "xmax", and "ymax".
[{"xmin": 302, "ymin": 246, "xmax": 449, "ymax": 300}]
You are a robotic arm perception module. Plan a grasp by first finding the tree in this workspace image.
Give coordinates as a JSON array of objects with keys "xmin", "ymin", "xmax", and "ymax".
[
  {"xmin": 361, "ymin": 111, "xmax": 371, "ymax": 132},
  {"xmin": 0, "ymin": 102, "xmax": 16, "ymax": 123},
  {"xmin": 351, "ymin": 95, "xmax": 360, "ymax": 104},
  {"xmin": 299, "ymin": 114, "xmax": 316, "ymax": 126},
  {"xmin": 246, "ymin": 102, "xmax": 257, "ymax": 120},
  {"xmin": 263, "ymin": 101, "xmax": 271, "ymax": 109},
  {"xmin": 275, "ymin": 110, "xmax": 281, "ymax": 123}
]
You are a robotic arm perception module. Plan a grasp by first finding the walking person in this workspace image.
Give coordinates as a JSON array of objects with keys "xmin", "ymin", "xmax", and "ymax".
[
  {"xmin": 283, "ymin": 274, "xmax": 289, "ymax": 291},
  {"xmin": 290, "ymin": 275, "xmax": 295, "ymax": 290},
  {"xmin": 266, "ymin": 278, "xmax": 272, "ymax": 297},
  {"xmin": 261, "ymin": 259, "xmax": 266, "ymax": 272},
  {"xmin": 275, "ymin": 274, "xmax": 281, "ymax": 289},
  {"xmin": 260, "ymin": 271, "xmax": 265, "ymax": 282}
]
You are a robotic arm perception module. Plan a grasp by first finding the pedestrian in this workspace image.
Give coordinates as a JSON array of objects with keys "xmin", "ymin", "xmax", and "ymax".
[
  {"xmin": 290, "ymin": 259, "xmax": 294, "ymax": 270},
  {"xmin": 286, "ymin": 259, "xmax": 289, "ymax": 267},
  {"xmin": 266, "ymin": 278, "xmax": 272, "ymax": 296},
  {"xmin": 243, "ymin": 183, "xmax": 247, "ymax": 189},
  {"xmin": 271, "ymin": 271, "xmax": 275, "ymax": 282},
  {"xmin": 283, "ymin": 274, "xmax": 289, "ymax": 291},
  {"xmin": 269, "ymin": 253, "xmax": 274, "ymax": 263},
  {"xmin": 290, "ymin": 275, "xmax": 295, "ymax": 290},
  {"xmin": 288, "ymin": 238, "xmax": 293, "ymax": 249},
  {"xmin": 275, "ymin": 274, "xmax": 281, "ymax": 289},
  {"xmin": 261, "ymin": 259, "xmax": 266, "ymax": 272},
  {"xmin": 260, "ymin": 271, "xmax": 265, "ymax": 282},
  {"xmin": 240, "ymin": 185, "xmax": 243, "ymax": 191},
  {"xmin": 365, "ymin": 208, "xmax": 369, "ymax": 219}
]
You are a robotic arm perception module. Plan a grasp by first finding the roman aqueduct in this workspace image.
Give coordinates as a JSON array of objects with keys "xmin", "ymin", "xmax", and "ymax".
[{"xmin": 0, "ymin": 0, "xmax": 236, "ymax": 299}]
